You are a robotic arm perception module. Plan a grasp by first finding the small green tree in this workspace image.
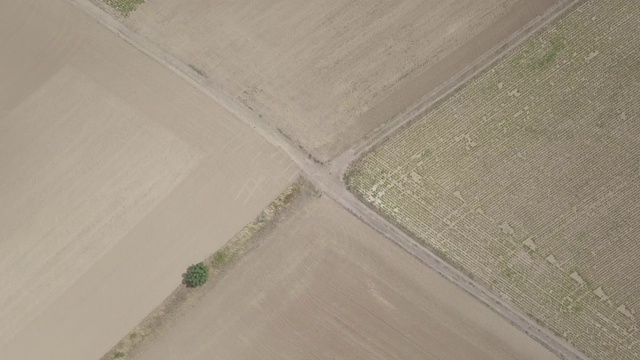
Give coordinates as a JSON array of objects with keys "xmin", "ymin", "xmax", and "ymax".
[{"xmin": 186, "ymin": 262, "xmax": 209, "ymax": 287}]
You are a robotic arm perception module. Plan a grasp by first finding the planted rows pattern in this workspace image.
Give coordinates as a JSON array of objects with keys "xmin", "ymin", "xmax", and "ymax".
[{"xmin": 349, "ymin": 1, "xmax": 640, "ymax": 359}]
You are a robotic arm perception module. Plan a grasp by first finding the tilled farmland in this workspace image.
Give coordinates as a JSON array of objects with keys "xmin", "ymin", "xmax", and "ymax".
[
  {"xmin": 4, "ymin": 0, "xmax": 636, "ymax": 358},
  {"xmin": 348, "ymin": 1, "xmax": 640, "ymax": 358},
  {"xmin": 131, "ymin": 193, "xmax": 558, "ymax": 360},
  {"xmin": 122, "ymin": 0, "xmax": 560, "ymax": 162},
  {"xmin": 0, "ymin": 1, "xmax": 298, "ymax": 358}
]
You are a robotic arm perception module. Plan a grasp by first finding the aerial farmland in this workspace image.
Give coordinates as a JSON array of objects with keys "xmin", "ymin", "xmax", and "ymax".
[
  {"xmin": 126, "ymin": 187, "xmax": 558, "ymax": 360},
  {"xmin": 0, "ymin": 0, "xmax": 297, "ymax": 358},
  {"xmin": 2, "ymin": 0, "xmax": 636, "ymax": 359},
  {"xmin": 348, "ymin": 1, "xmax": 640, "ymax": 358},
  {"xmin": 121, "ymin": 0, "xmax": 561, "ymax": 162}
]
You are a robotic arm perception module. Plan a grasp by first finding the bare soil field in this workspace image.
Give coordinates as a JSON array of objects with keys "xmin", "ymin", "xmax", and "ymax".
[
  {"xmin": 131, "ymin": 192, "xmax": 558, "ymax": 360},
  {"xmin": 122, "ymin": 0, "xmax": 562, "ymax": 162},
  {"xmin": 0, "ymin": 0, "xmax": 297, "ymax": 359},
  {"xmin": 348, "ymin": 1, "xmax": 640, "ymax": 358}
]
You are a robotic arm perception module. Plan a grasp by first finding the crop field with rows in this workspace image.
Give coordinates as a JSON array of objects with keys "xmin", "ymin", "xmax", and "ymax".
[{"xmin": 348, "ymin": 1, "xmax": 640, "ymax": 359}]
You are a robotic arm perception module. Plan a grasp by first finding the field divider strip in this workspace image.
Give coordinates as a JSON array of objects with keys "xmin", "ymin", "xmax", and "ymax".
[
  {"xmin": 330, "ymin": 184, "xmax": 591, "ymax": 360},
  {"xmin": 100, "ymin": 178, "xmax": 308, "ymax": 360},
  {"xmin": 332, "ymin": 0, "xmax": 586, "ymax": 179},
  {"xmin": 67, "ymin": 1, "xmax": 591, "ymax": 359}
]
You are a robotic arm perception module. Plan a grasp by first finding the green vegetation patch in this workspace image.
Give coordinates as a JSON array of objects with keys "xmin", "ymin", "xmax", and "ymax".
[
  {"xmin": 185, "ymin": 262, "xmax": 209, "ymax": 287},
  {"xmin": 103, "ymin": 0, "xmax": 144, "ymax": 17},
  {"xmin": 212, "ymin": 249, "xmax": 229, "ymax": 266},
  {"xmin": 347, "ymin": 1, "xmax": 640, "ymax": 359}
]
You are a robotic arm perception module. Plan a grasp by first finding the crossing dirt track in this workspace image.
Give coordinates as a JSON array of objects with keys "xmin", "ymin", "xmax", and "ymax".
[
  {"xmin": 132, "ymin": 194, "xmax": 558, "ymax": 360},
  {"xmin": 0, "ymin": 1, "xmax": 297, "ymax": 358},
  {"xmin": 349, "ymin": 1, "xmax": 640, "ymax": 359},
  {"xmin": 124, "ymin": 0, "xmax": 562, "ymax": 162}
]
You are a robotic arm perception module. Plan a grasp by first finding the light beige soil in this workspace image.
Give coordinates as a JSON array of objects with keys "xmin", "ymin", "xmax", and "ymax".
[
  {"xmin": 0, "ymin": 1, "xmax": 298, "ymax": 359},
  {"xmin": 124, "ymin": 0, "xmax": 561, "ymax": 162},
  {"xmin": 133, "ymin": 193, "xmax": 558, "ymax": 360}
]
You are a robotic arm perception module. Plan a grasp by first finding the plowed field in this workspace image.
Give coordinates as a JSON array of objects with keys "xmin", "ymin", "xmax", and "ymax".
[
  {"xmin": 348, "ymin": 1, "xmax": 640, "ymax": 358},
  {"xmin": 132, "ymin": 194, "xmax": 558, "ymax": 360},
  {"xmin": 123, "ymin": 0, "xmax": 561, "ymax": 162},
  {"xmin": 0, "ymin": 0, "xmax": 297, "ymax": 358}
]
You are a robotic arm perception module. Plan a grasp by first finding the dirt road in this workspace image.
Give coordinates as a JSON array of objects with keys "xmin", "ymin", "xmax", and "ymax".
[
  {"xmin": 134, "ymin": 194, "xmax": 559, "ymax": 360},
  {"xmin": 122, "ymin": 0, "xmax": 569, "ymax": 163},
  {"xmin": 69, "ymin": 0, "xmax": 588, "ymax": 359},
  {"xmin": 0, "ymin": 0, "xmax": 297, "ymax": 358}
]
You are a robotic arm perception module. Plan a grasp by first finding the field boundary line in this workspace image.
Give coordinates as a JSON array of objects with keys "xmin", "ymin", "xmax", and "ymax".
[
  {"xmin": 324, "ymin": 182, "xmax": 590, "ymax": 360},
  {"xmin": 331, "ymin": 0, "xmax": 586, "ymax": 178},
  {"xmin": 70, "ymin": 0, "xmax": 322, "ymax": 174},
  {"xmin": 68, "ymin": 1, "xmax": 589, "ymax": 360}
]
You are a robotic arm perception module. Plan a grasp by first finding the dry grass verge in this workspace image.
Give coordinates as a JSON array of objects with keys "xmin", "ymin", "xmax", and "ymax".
[
  {"xmin": 347, "ymin": 1, "xmax": 640, "ymax": 358},
  {"xmin": 103, "ymin": 0, "xmax": 144, "ymax": 17},
  {"xmin": 101, "ymin": 178, "xmax": 307, "ymax": 360}
]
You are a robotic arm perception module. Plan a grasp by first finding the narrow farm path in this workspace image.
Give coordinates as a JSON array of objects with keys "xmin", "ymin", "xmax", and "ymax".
[{"xmin": 70, "ymin": 0, "xmax": 588, "ymax": 359}]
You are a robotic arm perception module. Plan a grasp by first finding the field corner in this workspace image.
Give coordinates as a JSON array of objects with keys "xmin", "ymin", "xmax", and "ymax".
[{"xmin": 100, "ymin": 177, "xmax": 314, "ymax": 360}]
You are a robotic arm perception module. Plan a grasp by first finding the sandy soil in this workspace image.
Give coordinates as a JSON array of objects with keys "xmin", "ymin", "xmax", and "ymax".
[
  {"xmin": 125, "ymin": 0, "xmax": 561, "ymax": 162},
  {"xmin": 133, "ymin": 193, "xmax": 558, "ymax": 360},
  {"xmin": 0, "ymin": 1, "xmax": 298, "ymax": 359}
]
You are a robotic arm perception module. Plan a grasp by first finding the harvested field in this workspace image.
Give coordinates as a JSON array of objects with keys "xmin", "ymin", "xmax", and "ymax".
[
  {"xmin": 132, "ymin": 193, "xmax": 558, "ymax": 360},
  {"xmin": 348, "ymin": 1, "xmax": 640, "ymax": 359},
  {"xmin": 0, "ymin": 0, "xmax": 297, "ymax": 359},
  {"xmin": 123, "ymin": 0, "xmax": 562, "ymax": 162}
]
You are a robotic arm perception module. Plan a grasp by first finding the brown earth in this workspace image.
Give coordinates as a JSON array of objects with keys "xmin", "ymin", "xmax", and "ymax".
[
  {"xmin": 0, "ymin": 0, "xmax": 298, "ymax": 359},
  {"xmin": 348, "ymin": 1, "xmax": 640, "ymax": 358},
  {"xmin": 0, "ymin": 0, "xmax": 589, "ymax": 358},
  {"xmin": 132, "ymin": 192, "xmax": 558, "ymax": 360},
  {"xmin": 124, "ymin": 0, "xmax": 562, "ymax": 162}
]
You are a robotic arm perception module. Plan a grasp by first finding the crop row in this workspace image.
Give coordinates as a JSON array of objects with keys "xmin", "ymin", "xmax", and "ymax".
[{"xmin": 349, "ymin": 1, "xmax": 640, "ymax": 358}]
